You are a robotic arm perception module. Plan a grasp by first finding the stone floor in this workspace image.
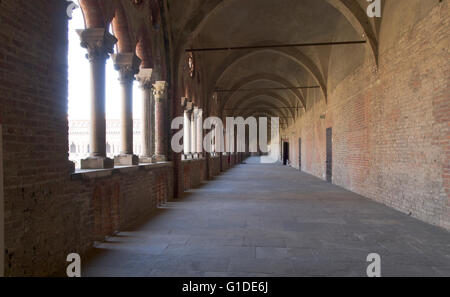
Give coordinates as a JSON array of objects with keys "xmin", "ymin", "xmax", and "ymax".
[{"xmin": 83, "ymin": 157, "xmax": 450, "ymax": 277}]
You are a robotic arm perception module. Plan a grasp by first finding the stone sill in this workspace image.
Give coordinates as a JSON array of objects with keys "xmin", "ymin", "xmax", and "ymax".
[
  {"xmin": 182, "ymin": 157, "xmax": 206, "ymax": 163},
  {"xmin": 71, "ymin": 162, "xmax": 173, "ymax": 180}
]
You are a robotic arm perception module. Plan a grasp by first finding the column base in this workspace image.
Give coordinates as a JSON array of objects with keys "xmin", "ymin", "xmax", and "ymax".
[
  {"xmin": 81, "ymin": 157, "xmax": 114, "ymax": 169},
  {"xmin": 154, "ymin": 155, "xmax": 166, "ymax": 162},
  {"xmin": 183, "ymin": 154, "xmax": 193, "ymax": 160},
  {"xmin": 139, "ymin": 156, "xmax": 156, "ymax": 164},
  {"xmin": 114, "ymin": 154, "xmax": 139, "ymax": 166}
]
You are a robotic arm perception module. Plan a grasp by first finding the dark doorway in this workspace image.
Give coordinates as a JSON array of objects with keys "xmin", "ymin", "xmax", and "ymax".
[
  {"xmin": 283, "ymin": 142, "xmax": 289, "ymax": 165},
  {"xmin": 298, "ymin": 138, "xmax": 302, "ymax": 170},
  {"xmin": 326, "ymin": 128, "xmax": 332, "ymax": 183}
]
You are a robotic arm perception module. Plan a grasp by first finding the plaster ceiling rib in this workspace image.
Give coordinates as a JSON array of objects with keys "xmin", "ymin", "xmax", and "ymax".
[
  {"xmin": 325, "ymin": 0, "xmax": 378, "ymax": 65},
  {"xmin": 233, "ymin": 100, "xmax": 293, "ymax": 120},
  {"xmin": 234, "ymin": 103, "xmax": 294, "ymax": 125},
  {"xmin": 176, "ymin": 0, "xmax": 378, "ymax": 66},
  {"xmin": 240, "ymin": 111, "xmax": 290, "ymax": 127},
  {"xmin": 226, "ymin": 93, "xmax": 296, "ymax": 119},
  {"xmin": 224, "ymin": 90, "xmax": 298, "ymax": 119},
  {"xmin": 210, "ymin": 46, "xmax": 328, "ymax": 103},
  {"xmin": 221, "ymin": 74, "xmax": 306, "ymax": 112}
]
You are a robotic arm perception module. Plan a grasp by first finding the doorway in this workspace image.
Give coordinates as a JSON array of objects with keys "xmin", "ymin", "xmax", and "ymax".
[
  {"xmin": 326, "ymin": 128, "xmax": 332, "ymax": 183},
  {"xmin": 298, "ymin": 138, "xmax": 302, "ymax": 171},
  {"xmin": 283, "ymin": 142, "xmax": 289, "ymax": 165}
]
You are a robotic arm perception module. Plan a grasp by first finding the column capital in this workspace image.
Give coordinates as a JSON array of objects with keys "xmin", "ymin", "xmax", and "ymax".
[
  {"xmin": 153, "ymin": 81, "xmax": 168, "ymax": 102},
  {"xmin": 184, "ymin": 102, "xmax": 194, "ymax": 113},
  {"xmin": 112, "ymin": 53, "xmax": 141, "ymax": 83},
  {"xmin": 135, "ymin": 68, "xmax": 154, "ymax": 89},
  {"xmin": 181, "ymin": 97, "xmax": 189, "ymax": 108},
  {"xmin": 77, "ymin": 28, "xmax": 117, "ymax": 62}
]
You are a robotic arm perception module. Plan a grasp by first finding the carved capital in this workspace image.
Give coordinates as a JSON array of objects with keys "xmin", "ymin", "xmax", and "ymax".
[
  {"xmin": 77, "ymin": 29, "xmax": 117, "ymax": 62},
  {"xmin": 135, "ymin": 68, "xmax": 154, "ymax": 89},
  {"xmin": 152, "ymin": 81, "xmax": 168, "ymax": 102},
  {"xmin": 185, "ymin": 101, "xmax": 194, "ymax": 112},
  {"xmin": 181, "ymin": 97, "xmax": 189, "ymax": 108},
  {"xmin": 112, "ymin": 53, "xmax": 141, "ymax": 83}
]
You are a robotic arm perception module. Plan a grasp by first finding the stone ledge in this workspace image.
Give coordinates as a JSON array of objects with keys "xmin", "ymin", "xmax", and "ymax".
[
  {"xmin": 181, "ymin": 157, "xmax": 206, "ymax": 163},
  {"xmin": 71, "ymin": 162, "xmax": 173, "ymax": 180}
]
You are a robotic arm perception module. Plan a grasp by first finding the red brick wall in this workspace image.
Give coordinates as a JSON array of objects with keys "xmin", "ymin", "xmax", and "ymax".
[
  {"xmin": 284, "ymin": 2, "xmax": 449, "ymax": 230},
  {"xmin": 181, "ymin": 158, "xmax": 206, "ymax": 191},
  {"xmin": 0, "ymin": 0, "xmax": 174, "ymax": 276},
  {"xmin": 208, "ymin": 156, "xmax": 221, "ymax": 178}
]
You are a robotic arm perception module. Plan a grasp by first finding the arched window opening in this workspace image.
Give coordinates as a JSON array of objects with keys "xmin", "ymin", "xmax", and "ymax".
[
  {"xmin": 68, "ymin": 5, "xmax": 142, "ymax": 169},
  {"xmin": 68, "ymin": 5, "xmax": 89, "ymax": 169}
]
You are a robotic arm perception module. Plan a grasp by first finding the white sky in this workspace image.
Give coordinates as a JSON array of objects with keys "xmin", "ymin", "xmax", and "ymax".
[{"xmin": 68, "ymin": 6, "xmax": 142, "ymax": 120}]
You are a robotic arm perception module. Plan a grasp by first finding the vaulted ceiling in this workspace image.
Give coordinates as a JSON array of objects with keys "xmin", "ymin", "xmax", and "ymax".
[{"xmin": 167, "ymin": 0, "xmax": 380, "ymax": 123}]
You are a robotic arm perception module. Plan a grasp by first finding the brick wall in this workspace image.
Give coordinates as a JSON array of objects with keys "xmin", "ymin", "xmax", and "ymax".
[
  {"xmin": 208, "ymin": 156, "xmax": 221, "ymax": 178},
  {"xmin": 284, "ymin": 2, "xmax": 449, "ymax": 230},
  {"xmin": 181, "ymin": 158, "xmax": 206, "ymax": 191},
  {"xmin": 71, "ymin": 164, "xmax": 173, "ymax": 242},
  {"xmin": 0, "ymin": 0, "xmax": 174, "ymax": 276}
]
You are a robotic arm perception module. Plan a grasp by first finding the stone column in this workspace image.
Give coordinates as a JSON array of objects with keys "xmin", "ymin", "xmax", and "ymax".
[
  {"xmin": 196, "ymin": 109, "xmax": 203, "ymax": 158},
  {"xmin": 191, "ymin": 107, "xmax": 198, "ymax": 158},
  {"xmin": 135, "ymin": 68, "xmax": 154, "ymax": 163},
  {"xmin": 183, "ymin": 103, "xmax": 193, "ymax": 159},
  {"xmin": 211, "ymin": 125, "xmax": 216, "ymax": 156},
  {"xmin": 153, "ymin": 81, "xmax": 168, "ymax": 162},
  {"xmin": 78, "ymin": 29, "xmax": 117, "ymax": 169},
  {"xmin": 112, "ymin": 53, "xmax": 141, "ymax": 166}
]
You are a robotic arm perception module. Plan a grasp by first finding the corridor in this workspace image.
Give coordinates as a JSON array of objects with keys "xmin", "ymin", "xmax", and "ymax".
[{"xmin": 84, "ymin": 157, "xmax": 450, "ymax": 277}]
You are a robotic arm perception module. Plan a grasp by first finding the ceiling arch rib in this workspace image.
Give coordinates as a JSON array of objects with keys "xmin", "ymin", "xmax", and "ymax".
[
  {"xmin": 232, "ymin": 100, "xmax": 293, "ymax": 120},
  {"xmin": 231, "ymin": 98, "xmax": 293, "ymax": 120},
  {"xmin": 237, "ymin": 104, "xmax": 295, "ymax": 125},
  {"xmin": 209, "ymin": 43, "xmax": 327, "ymax": 101},
  {"xmin": 225, "ymin": 92, "xmax": 296, "ymax": 119},
  {"xmin": 241, "ymin": 111, "xmax": 290, "ymax": 128},
  {"xmin": 325, "ymin": 0, "xmax": 378, "ymax": 65},
  {"xmin": 220, "ymin": 74, "xmax": 306, "ymax": 111},
  {"xmin": 177, "ymin": 0, "xmax": 378, "ymax": 66}
]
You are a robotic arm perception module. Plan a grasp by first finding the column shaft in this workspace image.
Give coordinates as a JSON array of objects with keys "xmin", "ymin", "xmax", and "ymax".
[
  {"xmin": 196, "ymin": 109, "xmax": 203, "ymax": 156},
  {"xmin": 120, "ymin": 78, "xmax": 133, "ymax": 155},
  {"xmin": 191, "ymin": 110, "xmax": 197, "ymax": 156},
  {"xmin": 90, "ymin": 59, "xmax": 107, "ymax": 158},
  {"xmin": 153, "ymin": 81, "xmax": 168, "ymax": 162},
  {"xmin": 184, "ymin": 110, "xmax": 192, "ymax": 157},
  {"xmin": 112, "ymin": 53, "xmax": 141, "ymax": 166},
  {"xmin": 136, "ymin": 68, "xmax": 154, "ymax": 163}
]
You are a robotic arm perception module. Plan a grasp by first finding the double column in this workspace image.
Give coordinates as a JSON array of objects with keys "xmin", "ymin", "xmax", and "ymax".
[
  {"xmin": 112, "ymin": 53, "xmax": 141, "ymax": 166},
  {"xmin": 135, "ymin": 68, "xmax": 155, "ymax": 163},
  {"xmin": 181, "ymin": 99, "xmax": 203, "ymax": 160},
  {"xmin": 78, "ymin": 29, "xmax": 117, "ymax": 169}
]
